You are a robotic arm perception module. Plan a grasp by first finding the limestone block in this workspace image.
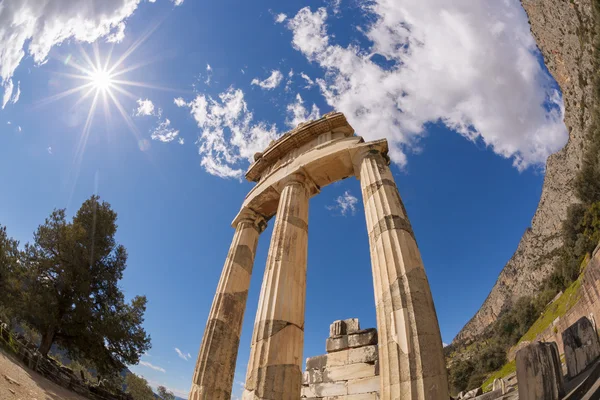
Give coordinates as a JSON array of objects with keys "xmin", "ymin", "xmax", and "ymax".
[
  {"xmin": 347, "ymin": 376, "xmax": 379, "ymax": 395},
  {"xmin": 323, "ymin": 363, "xmax": 376, "ymax": 382},
  {"xmin": 474, "ymin": 388, "xmax": 504, "ymax": 400},
  {"xmin": 348, "ymin": 345, "xmax": 378, "ymax": 365},
  {"xmin": 516, "ymin": 341, "xmax": 564, "ymax": 400},
  {"xmin": 307, "ymin": 354, "xmax": 328, "ymax": 370},
  {"xmin": 307, "ymin": 368, "xmax": 324, "ymax": 384},
  {"xmin": 492, "ymin": 378, "xmax": 506, "ymax": 394},
  {"xmin": 303, "ymin": 371, "xmax": 309, "ymax": 385},
  {"xmin": 310, "ymin": 382, "xmax": 348, "ymax": 397},
  {"xmin": 347, "ymin": 329, "xmax": 377, "ymax": 348},
  {"xmin": 331, "ymin": 320, "xmax": 347, "ymax": 337},
  {"xmin": 327, "ymin": 335, "xmax": 349, "ymax": 353},
  {"xmin": 463, "ymin": 387, "xmax": 482, "ymax": 398},
  {"xmin": 344, "ymin": 318, "xmax": 360, "ymax": 334},
  {"xmin": 562, "ymin": 316, "xmax": 600, "ymax": 378},
  {"xmin": 323, "ymin": 394, "xmax": 377, "ymax": 400},
  {"xmin": 302, "ymin": 385, "xmax": 317, "ymax": 398}
]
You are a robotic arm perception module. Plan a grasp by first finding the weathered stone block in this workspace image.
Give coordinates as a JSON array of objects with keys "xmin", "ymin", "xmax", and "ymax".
[
  {"xmin": 330, "ymin": 320, "xmax": 347, "ymax": 337},
  {"xmin": 492, "ymin": 378, "xmax": 506, "ymax": 394},
  {"xmin": 516, "ymin": 341, "xmax": 564, "ymax": 400},
  {"xmin": 348, "ymin": 345, "xmax": 378, "ymax": 365},
  {"xmin": 463, "ymin": 387, "xmax": 481, "ymax": 398},
  {"xmin": 307, "ymin": 367, "xmax": 324, "ymax": 384},
  {"xmin": 562, "ymin": 316, "xmax": 600, "ymax": 378},
  {"xmin": 310, "ymin": 382, "xmax": 348, "ymax": 397},
  {"xmin": 344, "ymin": 318, "xmax": 360, "ymax": 334},
  {"xmin": 327, "ymin": 335, "xmax": 349, "ymax": 353},
  {"xmin": 307, "ymin": 354, "xmax": 328, "ymax": 370},
  {"xmin": 348, "ymin": 329, "xmax": 377, "ymax": 348},
  {"xmin": 323, "ymin": 363, "xmax": 376, "ymax": 382},
  {"xmin": 347, "ymin": 376, "xmax": 379, "ymax": 395},
  {"xmin": 322, "ymin": 394, "xmax": 378, "ymax": 400}
]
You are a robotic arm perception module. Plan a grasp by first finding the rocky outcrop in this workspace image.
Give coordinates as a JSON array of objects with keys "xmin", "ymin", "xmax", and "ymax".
[{"xmin": 454, "ymin": 0, "xmax": 597, "ymax": 342}]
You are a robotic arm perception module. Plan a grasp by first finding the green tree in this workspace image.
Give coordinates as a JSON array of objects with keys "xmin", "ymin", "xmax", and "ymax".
[
  {"xmin": 449, "ymin": 359, "xmax": 474, "ymax": 395},
  {"xmin": 18, "ymin": 196, "xmax": 151, "ymax": 373},
  {"xmin": 126, "ymin": 373, "xmax": 155, "ymax": 400},
  {"xmin": 157, "ymin": 385, "xmax": 176, "ymax": 400},
  {"xmin": 0, "ymin": 225, "xmax": 21, "ymax": 322}
]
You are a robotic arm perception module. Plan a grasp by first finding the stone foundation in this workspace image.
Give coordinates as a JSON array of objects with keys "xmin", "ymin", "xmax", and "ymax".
[{"xmin": 301, "ymin": 319, "xmax": 380, "ymax": 399}]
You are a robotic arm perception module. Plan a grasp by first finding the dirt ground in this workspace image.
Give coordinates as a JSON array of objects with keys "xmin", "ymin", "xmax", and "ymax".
[{"xmin": 0, "ymin": 347, "xmax": 88, "ymax": 400}]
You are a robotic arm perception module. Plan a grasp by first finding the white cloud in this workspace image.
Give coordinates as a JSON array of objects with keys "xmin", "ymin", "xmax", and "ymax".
[
  {"xmin": 2, "ymin": 79, "xmax": 13, "ymax": 109},
  {"xmin": 275, "ymin": 13, "xmax": 288, "ymax": 23},
  {"xmin": 6, "ymin": 121, "xmax": 11, "ymax": 125},
  {"xmin": 174, "ymin": 97, "xmax": 187, "ymax": 107},
  {"xmin": 300, "ymin": 72, "xmax": 315, "ymax": 89},
  {"xmin": 0, "ymin": 0, "xmax": 143, "ymax": 102},
  {"xmin": 174, "ymin": 348, "xmax": 191, "ymax": 361},
  {"xmin": 286, "ymin": 2, "xmax": 567, "ymax": 170},
  {"xmin": 135, "ymin": 98, "xmax": 157, "ymax": 116},
  {"xmin": 251, "ymin": 70, "xmax": 284, "ymax": 90},
  {"xmin": 139, "ymin": 361, "xmax": 166, "ymax": 373},
  {"xmin": 10, "ymin": 81, "xmax": 21, "ymax": 105},
  {"xmin": 180, "ymin": 87, "xmax": 279, "ymax": 179},
  {"xmin": 172, "ymin": 0, "xmax": 185, "ymax": 6},
  {"xmin": 17, "ymin": 126, "xmax": 22, "ymax": 132},
  {"xmin": 241, "ymin": 69, "xmax": 245, "ymax": 75},
  {"xmin": 151, "ymin": 119, "xmax": 180, "ymax": 143},
  {"xmin": 286, "ymin": 93, "xmax": 320, "ymax": 128},
  {"xmin": 327, "ymin": 0, "xmax": 342, "ymax": 14},
  {"xmin": 47, "ymin": 146, "xmax": 52, "ymax": 155},
  {"xmin": 205, "ymin": 64, "xmax": 213, "ymax": 85},
  {"xmin": 178, "ymin": 137, "xmax": 185, "ymax": 145},
  {"xmin": 327, "ymin": 191, "xmax": 358, "ymax": 216},
  {"xmin": 106, "ymin": 22, "xmax": 126, "ymax": 43}
]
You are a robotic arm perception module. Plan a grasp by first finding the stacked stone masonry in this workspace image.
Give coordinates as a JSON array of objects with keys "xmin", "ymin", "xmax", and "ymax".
[{"xmin": 302, "ymin": 319, "xmax": 381, "ymax": 400}]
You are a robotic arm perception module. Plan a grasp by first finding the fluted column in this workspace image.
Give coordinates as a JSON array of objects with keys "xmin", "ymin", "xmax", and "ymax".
[
  {"xmin": 243, "ymin": 172, "xmax": 315, "ymax": 400},
  {"xmin": 356, "ymin": 148, "xmax": 448, "ymax": 399},
  {"xmin": 189, "ymin": 208, "xmax": 267, "ymax": 400}
]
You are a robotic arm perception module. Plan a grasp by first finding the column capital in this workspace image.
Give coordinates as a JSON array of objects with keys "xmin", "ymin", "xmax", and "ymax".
[
  {"xmin": 351, "ymin": 139, "xmax": 390, "ymax": 178},
  {"xmin": 277, "ymin": 169, "xmax": 320, "ymax": 196},
  {"xmin": 232, "ymin": 208, "xmax": 268, "ymax": 233}
]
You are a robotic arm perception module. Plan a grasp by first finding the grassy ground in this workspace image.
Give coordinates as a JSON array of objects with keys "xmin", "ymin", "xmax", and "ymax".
[
  {"xmin": 518, "ymin": 275, "xmax": 583, "ymax": 344},
  {"xmin": 482, "ymin": 360, "xmax": 516, "ymax": 391}
]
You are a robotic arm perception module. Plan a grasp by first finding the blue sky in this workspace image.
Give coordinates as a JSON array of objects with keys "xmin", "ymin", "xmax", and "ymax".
[{"xmin": 0, "ymin": 0, "xmax": 567, "ymax": 397}]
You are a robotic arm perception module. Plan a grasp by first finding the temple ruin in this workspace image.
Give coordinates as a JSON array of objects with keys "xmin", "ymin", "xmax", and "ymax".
[{"xmin": 187, "ymin": 112, "xmax": 448, "ymax": 400}]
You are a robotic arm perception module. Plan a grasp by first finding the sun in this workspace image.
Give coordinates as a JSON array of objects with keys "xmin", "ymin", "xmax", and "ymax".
[{"xmin": 90, "ymin": 68, "xmax": 113, "ymax": 91}]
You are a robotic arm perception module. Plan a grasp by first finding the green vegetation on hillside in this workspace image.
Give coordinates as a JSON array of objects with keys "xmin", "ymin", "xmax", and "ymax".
[{"xmin": 519, "ymin": 274, "xmax": 583, "ymax": 344}]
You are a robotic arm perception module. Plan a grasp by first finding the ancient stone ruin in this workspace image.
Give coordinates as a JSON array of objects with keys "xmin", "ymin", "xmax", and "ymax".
[
  {"xmin": 516, "ymin": 341, "xmax": 564, "ymax": 400},
  {"xmin": 187, "ymin": 112, "xmax": 448, "ymax": 400},
  {"xmin": 562, "ymin": 316, "xmax": 600, "ymax": 378},
  {"xmin": 301, "ymin": 318, "xmax": 380, "ymax": 399}
]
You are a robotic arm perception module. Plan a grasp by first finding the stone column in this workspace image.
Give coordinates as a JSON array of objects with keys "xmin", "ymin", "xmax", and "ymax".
[
  {"xmin": 243, "ymin": 172, "xmax": 315, "ymax": 400},
  {"xmin": 356, "ymin": 148, "xmax": 448, "ymax": 400},
  {"xmin": 189, "ymin": 208, "xmax": 266, "ymax": 400}
]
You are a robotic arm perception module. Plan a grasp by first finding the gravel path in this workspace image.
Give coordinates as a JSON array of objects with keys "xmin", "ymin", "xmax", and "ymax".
[{"xmin": 0, "ymin": 347, "xmax": 88, "ymax": 400}]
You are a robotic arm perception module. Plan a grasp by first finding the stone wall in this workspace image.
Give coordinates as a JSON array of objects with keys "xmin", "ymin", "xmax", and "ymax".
[{"xmin": 301, "ymin": 318, "xmax": 380, "ymax": 399}]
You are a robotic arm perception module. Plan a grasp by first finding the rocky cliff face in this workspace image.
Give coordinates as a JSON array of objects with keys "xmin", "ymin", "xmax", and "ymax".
[{"xmin": 454, "ymin": 0, "xmax": 597, "ymax": 343}]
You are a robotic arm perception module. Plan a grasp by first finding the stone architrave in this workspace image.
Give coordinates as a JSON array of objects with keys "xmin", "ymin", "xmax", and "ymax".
[
  {"xmin": 354, "ymin": 146, "xmax": 448, "ymax": 399},
  {"xmin": 562, "ymin": 316, "xmax": 600, "ymax": 378},
  {"xmin": 516, "ymin": 341, "xmax": 564, "ymax": 400},
  {"xmin": 243, "ymin": 172, "xmax": 317, "ymax": 400},
  {"xmin": 188, "ymin": 208, "xmax": 266, "ymax": 400}
]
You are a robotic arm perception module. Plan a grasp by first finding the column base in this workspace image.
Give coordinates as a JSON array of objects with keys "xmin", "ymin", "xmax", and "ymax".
[{"xmin": 188, "ymin": 383, "xmax": 231, "ymax": 400}]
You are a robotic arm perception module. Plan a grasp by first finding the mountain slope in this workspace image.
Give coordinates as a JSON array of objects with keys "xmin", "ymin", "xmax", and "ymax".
[{"xmin": 454, "ymin": 0, "xmax": 597, "ymax": 343}]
